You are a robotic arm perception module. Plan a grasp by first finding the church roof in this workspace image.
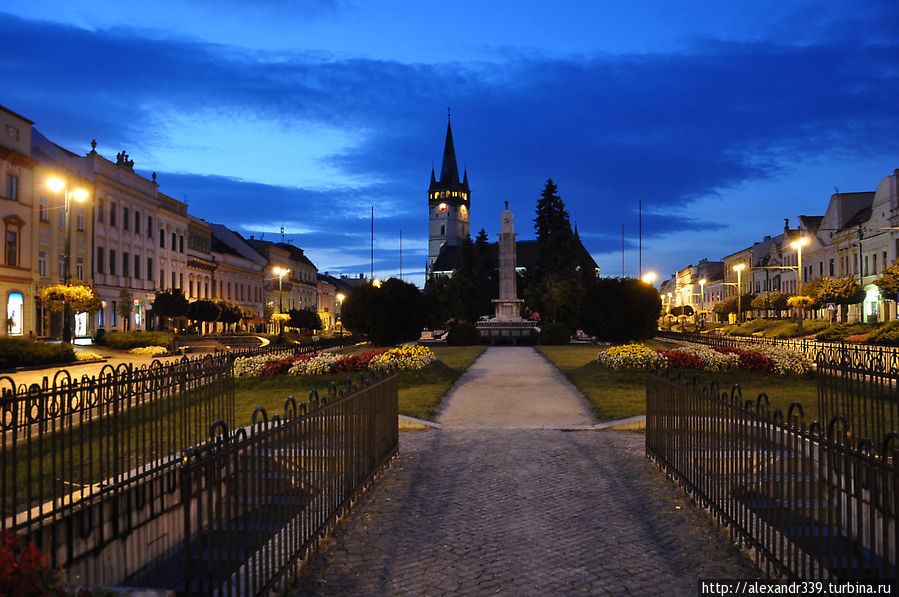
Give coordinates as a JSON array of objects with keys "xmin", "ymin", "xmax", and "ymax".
[{"xmin": 429, "ymin": 118, "xmax": 470, "ymax": 194}]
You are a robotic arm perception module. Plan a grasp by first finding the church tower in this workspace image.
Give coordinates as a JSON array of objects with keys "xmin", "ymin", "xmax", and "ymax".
[{"xmin": 428, "ymin": 115, "xmax": 470, "ymax": 269}]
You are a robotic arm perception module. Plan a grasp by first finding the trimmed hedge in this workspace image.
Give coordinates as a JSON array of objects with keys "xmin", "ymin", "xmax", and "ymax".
[
  {"xmin": 447, "ymin": 321, "xmax": 481, "ymax": 346},
  {"xmin": 539, "ymin": 322, "xmax": 571, "ymax": 345},
  {"xmin": 0, "ymin": 338, "xmax": 75, "ymax": 369},
  {"xmin": 101, "ymin": 331, "xmax": 175, "ymax": 350}
]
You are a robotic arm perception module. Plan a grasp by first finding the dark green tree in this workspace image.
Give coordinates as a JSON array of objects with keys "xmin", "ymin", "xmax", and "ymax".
[
  {"xmin": 187, "ymin": 299, "xmax": 221, "ymax": 329},
  {"xmin": 815, "ymin": 277, "xmax": 865, "ymax": 322},
  {"xmin": 581, "ymin": 277, "xmax": 660, "ymax": 342},
  {"xmin": 876, "ymin": 260, "xmax": 899, "ymax": 301},
  {"xmin": 341, "ymin": 279, "xmax": 424, "ymax": 346},
  {"xmin": 151, "ymin": 289, "xmax": 189, "ymax": 330},
  {"xmin": 288, "ymin": 308, "xmax": 323, "ymax": 332},
  {"xmin": 534, "ymin": 178, "xmax": 578, "ymax": 280},
  {"xmin": 215, "ymin": 299, "xmax": 244, "ymax": 331},
  {"xmin": 536, "ymin": 273, "xmax": 585, "ymax": 333},
  {"xmin": 422, "ymin": 274, "xmax": 470, "ymax": 329}
]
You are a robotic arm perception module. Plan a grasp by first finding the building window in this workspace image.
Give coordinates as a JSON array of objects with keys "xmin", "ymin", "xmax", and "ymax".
[
  {"xmin": 864, "ymin": 255, "xmax": 869, "ymax": 276},
  {"xmin": 160, "ymin": 230, "xmax": 165, "ymax": 248},
  {"xmin": 38, "ymin": 251, "xmax": 47, "ymax": 277},
  {"xmin": 39, "ymin": 196, "xmax": 49, "ymax": 221},
  {"xmin": 873, "ymin": 253, "xmax": 878, "ymax": 275},
  {"xmin": 160, "ymin": 268, "xmax": 165, "ymax": 289},
  {"xmin": 109, "ymin": 202, "xmax": 117, "ymax": 226},
  {"xmin": 96, "ymin": 247, "xmax": 104, "ymax": 273},
  {"xmin": 189, "ymin": 279, "xmax": 195, "ymax": 298},
  {"xmin": 134, "ymin": 211, "xmax": 140, "ymax": 233},
  {"xmin": 829, "ymin": 258, "xmax": 834, "ymax": 276},
  {"xmin": 57, "ymin": 254, "xmax": 64, "ymax": 279},
  {"xmin": 147, "ymin": 216, "xmax": 153, "ymax": 237},
  {"xmin": 76, "ymin": 258, "xmax": 84, "ymax": 281},
  {"xmin": 109, "ymin": 250, "xmax": 116, "ymax": 275},
  {"xmin": 4, "ymin": 230, "xmax": 16, "ymax": 266},
  {"xmin": 883, "ymin": 251, "xmax": 888, "ymax": 273},
  {"xmin": 179, "ymin": 235, "xmax": 184, "ymax": 253},
  {"xmin": 123, "ymin": 207, "xmax": 130, "ymax": 231},
  {"xmin": 147, "ymin": 258, "xmax": 153, "ymax": 281},
  {"xmin": 171, "ymin": 271, "xmax": 176, "ymax": 289},
  {"xmin": 97, "ymin": 197, "xmax": 105, "ymax": 223},
  {"xmin": 77, "ymin": 207, "xmax": 85, "ymax": 231},
  {"xmin": 819, "ymin": 261, "xmax": 823, "ymax": 276},
  {"xmin": 171, "ymin": 232, "xmax": 176, "ymax": 250},
  {"xmin": 6, "ymin": 174, "xmax": 18, "ymax": 200},
  {"xmin": 133, "ymin": 254, "xmax": 140, "ymax": 279},
  {"xmin": 123, "ymin": 252, "xmax": 130, "ymax": 277},
  {"xmin": 111, "ymin": 301, "xmax": 117, "ymax": 326}
]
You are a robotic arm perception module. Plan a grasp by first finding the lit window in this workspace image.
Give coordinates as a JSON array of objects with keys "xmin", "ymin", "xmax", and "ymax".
[{"xmin": 438, "ymin": 202, "xmax": 447, "ymax": 211}]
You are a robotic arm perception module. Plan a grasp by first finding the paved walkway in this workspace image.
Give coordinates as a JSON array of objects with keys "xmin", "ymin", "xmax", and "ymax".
[{"xmin": 292, "ymin": 347, "xmax": 758, "ymax": 596}]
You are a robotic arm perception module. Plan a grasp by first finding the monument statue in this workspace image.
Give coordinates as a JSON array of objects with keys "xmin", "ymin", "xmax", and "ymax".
[{"xmin": 476, "ymin": 202, "xmax": 539, "ymax": 344}]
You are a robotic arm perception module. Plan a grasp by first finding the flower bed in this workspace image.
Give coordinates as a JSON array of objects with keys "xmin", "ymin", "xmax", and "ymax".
[
  {"xmin": 369, "ymin": 345, "xmax": 436, "ymax": 372},
  {"xmin": 597, "ymin": 344, "xmax": 667, "ymax": 371},
  {"xmin": 596, "ymin": 342, "xmax": 811, "ymax": 375},
  {"xmin": 128, "ymin": 345, "xmax": 168, "ymax": 357}
]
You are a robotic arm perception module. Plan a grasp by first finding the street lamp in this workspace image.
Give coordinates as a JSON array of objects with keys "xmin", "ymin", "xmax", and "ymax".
[
  {"xmin": 789, "ymin": 237, "xmax": 809, "ymax": 292},
  {"xmin": 642, "ymin": 272, "xmax": 656, "ymax": 285},
  {"xmin": 698, "ymin": 278, "xmax": 707, "ymax": 322},
  {"xmin": 47, "ymin": 177, "xmax": 88, "ymax": 343},
  {"xmin": 273, "ymin": 267, "xmax": 289, "ymax": 313},
  {"xmin": 336, "ymin": 293, "xmax": 345, "ymax": 336},
  {"xmin": 732, "ymin": 263, "xmax": 746, "ymax": 323}
]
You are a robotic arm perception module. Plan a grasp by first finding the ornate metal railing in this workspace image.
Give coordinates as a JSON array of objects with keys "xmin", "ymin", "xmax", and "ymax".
[
  {"xmin": 646, "ymin": 370, "xmax": 898, "ymax": 581},
  {"xmin": 178, "ymin": 372, "xmax": 399, "ymax": 596}
]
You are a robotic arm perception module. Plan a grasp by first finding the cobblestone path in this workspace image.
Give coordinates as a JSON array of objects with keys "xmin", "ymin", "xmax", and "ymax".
[{"xmin": 291, "ymin": 348, "xmax": 758, "ymax": 596}]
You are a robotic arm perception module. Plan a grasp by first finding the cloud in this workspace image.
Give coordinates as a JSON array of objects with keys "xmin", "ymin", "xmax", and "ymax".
[{"xmin": 2, "ymin": 9, "xmax": 898, "ymax": 285}]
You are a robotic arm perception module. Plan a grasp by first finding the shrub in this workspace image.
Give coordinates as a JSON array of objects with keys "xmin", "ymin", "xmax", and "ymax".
[
  {"xmin": 867, "ymin": 321, "xmax": 899, "ymax": 346},
  {"xmin": 75, "ymin": 351, "xmax": 102, "ymax": 361},
  {"xmin": 582, "ymin": 278, "xmax": 661, "ymax": 343},
  {"xmin": 0, "ymin": 338, "xmax": 75, "ymax": 369},
  {"xmin": 103, "ymin": 331, "xmax": 174, "ymax": 350},
  {"xmin": 539, "ymin": 322, "xmax": 571, "ymax": 345},
  {"xmin": 597, "ymin": 344, "xmax": 667, "ymax": 371},
  {"xmin": 815, "ymin": 323, "xmax": 874, "ymax": 342},
  {"xmin": 447, "ymin": 321, "xmax": 481, "ymax": 346},
  {"xmin": 93, "ymin": 327, "xmax": 107, "ymax": 346}
]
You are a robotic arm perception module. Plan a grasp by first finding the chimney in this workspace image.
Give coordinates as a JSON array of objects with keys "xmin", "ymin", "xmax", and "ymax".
[{"xmin": 784, "ymin": 218, "xmax": 790, "ymax": 233}]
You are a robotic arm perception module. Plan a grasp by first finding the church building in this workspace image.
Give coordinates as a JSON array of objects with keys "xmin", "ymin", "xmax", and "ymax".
[{"xmin": 426, "ymin": 118, "xmax": 599, "ymax": 279}]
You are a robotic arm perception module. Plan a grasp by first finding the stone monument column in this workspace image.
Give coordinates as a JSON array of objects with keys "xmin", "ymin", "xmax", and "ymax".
[{"xmin": 494, "ymin": 202, "xmax": 524, "ymax": 320}]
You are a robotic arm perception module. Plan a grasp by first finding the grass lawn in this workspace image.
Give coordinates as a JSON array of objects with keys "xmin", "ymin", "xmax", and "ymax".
[
  {"xmin": 234, "ymin": 345, "xmax": 485, "ymax": 425},
  {"xmin": 537, "ymin": 345, "xmax": 820, "ymax": 423}
]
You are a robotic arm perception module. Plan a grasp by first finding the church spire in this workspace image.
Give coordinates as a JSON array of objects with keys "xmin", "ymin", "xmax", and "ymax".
[{"xmin": 439, "ymin": 117, "xmax": 460, "ymax": 186}]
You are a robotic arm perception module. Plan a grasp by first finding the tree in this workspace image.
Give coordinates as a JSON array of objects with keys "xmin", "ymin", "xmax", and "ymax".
[
  {"xmin": 876, "ymin": 261, "xmax": 899, "ymax": 301},
  {"xmin": 39, "ymin": 283, "xmax": 102, "ymax": 340},
  {"xmin": 537, "ymin": 273, "xmax": 585, "ymax": 333},
  {"xmin": 815, "ymin": 277, "xmax": 865, "ymax": 322},
  {"xmin": 534, "ymin": 178, "xmax": 578, "ymax": 280},
  {"xmin": 187, "ymin": 299, "xmax": 221, "ymax": 332},
  {"xmin": 422, "ymin": 274, "xmax": 470, "ymax": 329},
  {"xmin": 151, "ymin": 289, "xmax": 189, "ymax": 331},
  {"xmin": 751, "ymin": 293, "xmax": 789, "ymax": 314},
  {"xmin": 288, "ymin": 308, "xmax": 323, "ymax": 333},
  {"xmin": 215, "ymin": 299, "xmax": 244, "ymax": 332},
  {"xmin": 581, "ymin": 277, "xmax": 660, "ymax": 343},
  {"xmin": 117, "ymin": 288, "xmax": 133, "ymax": 331},
  {"xmin": 341, "ymin": 278, "xmax": 425, "ymax": 346}
]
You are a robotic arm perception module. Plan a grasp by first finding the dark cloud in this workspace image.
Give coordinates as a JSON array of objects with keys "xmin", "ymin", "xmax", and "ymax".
[{"xmin": 2, "ymin": 9, "xmax": 898, "ymax": 281}]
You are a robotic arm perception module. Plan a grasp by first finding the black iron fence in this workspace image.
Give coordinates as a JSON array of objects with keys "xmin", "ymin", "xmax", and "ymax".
[
  {"xmin": 0, "ymin": 335, "xmax": 358, "ymax": 581},
  {"xmin": 656, "ymin": 329, "xmax": 899, "ymax": 366},
  {"xmin": 646, "ymin": 370, "xmax": 898, "ymax": 581},
  {"xmin": 178, "ymin": 371, "xmax": 399, "ymax": 596}
]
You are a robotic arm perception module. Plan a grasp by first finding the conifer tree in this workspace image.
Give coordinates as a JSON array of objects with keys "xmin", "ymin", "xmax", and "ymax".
[{"xmin": 534, "ymin": 178, "xmax": 578, "ymax": 281}]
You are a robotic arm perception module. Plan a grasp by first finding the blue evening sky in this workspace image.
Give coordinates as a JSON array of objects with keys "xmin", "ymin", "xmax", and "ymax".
[{"xmin": 3, "ymin": 1, "xmax": 898, "ymax": 286}]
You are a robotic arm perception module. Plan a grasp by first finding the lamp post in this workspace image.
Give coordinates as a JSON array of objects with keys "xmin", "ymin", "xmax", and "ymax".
[
  {"xmin": 336, "ymin": 292, "xmax": 345, "ymax": 336},
  {"xmin": 699, "ymin": 278, "xmax": 707, "ymax": 325},
  {"xmin": 47, "ymin": 178, "xmax": 88, "ymax": 343},
  {"xmin": 732, "ymin": 263, "xmax": 746, "ymax": 323},
  {"xmin": 790, "ymin": 237, "xmax": 810, "ymax": 331},
  {"xmin": 273, "ymin": 267, "xmax": 289, "ymax": 313},
  {"xmin": 641, "ymin": 272, "xmax": 656, "ymax": 285}
]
